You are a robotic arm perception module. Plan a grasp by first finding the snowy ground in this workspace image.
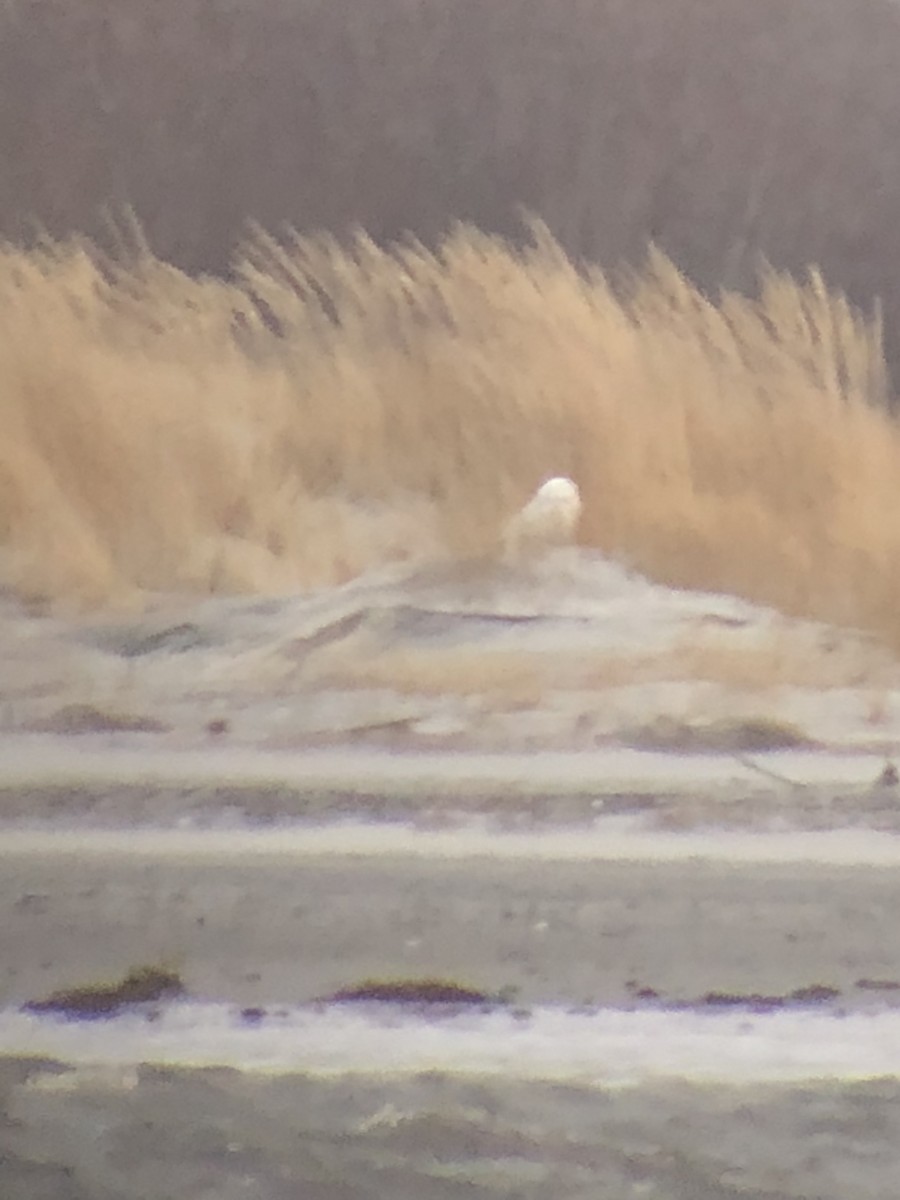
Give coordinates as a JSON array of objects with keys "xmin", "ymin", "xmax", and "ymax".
[
  {"xmin": 3, "ymin": 549, "xmax": 900, "ymax": 767},
  {"xmin": 2, "ymin": 547, "xmax": 900, "ymax": 836},
  {"xmin": 4, "ymin": 554, "xmax": 900, "ymax": 1197},
  {"xmin": 4, "ymin": 1054, "xmax": 898, "ymax": 1200},
  {"xmin": 7, "ymin": 1002, "xmax": 900, "ymax": 1084},
  {"xmin": 6, "ymin": 825, "xmax": 900, "ymax": 1196}
]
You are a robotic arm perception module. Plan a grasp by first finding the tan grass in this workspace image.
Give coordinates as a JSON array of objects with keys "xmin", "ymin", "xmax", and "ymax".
[{"xmin": 3, "ymin": 223, "xmax": 900, "ymax": 653}]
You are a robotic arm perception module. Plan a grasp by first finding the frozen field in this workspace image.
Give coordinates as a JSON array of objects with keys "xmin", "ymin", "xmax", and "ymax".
[
  {"xmin": 9, "ymin": 1001, "xmax": 900, "ymax": 1084},
  {"xmin": 5, "ymin": 1050, "xmax": 900, "ymax": 1200},
  {"xmin": 3, "ymin": 819, "xmax": 900, "ymax": 1196},
  {"xmin": 3, "ymin": 552, "xmax": 900, "ymax": 1196}
]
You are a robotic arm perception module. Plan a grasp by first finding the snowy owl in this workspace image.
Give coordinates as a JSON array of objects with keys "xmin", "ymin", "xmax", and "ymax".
[{"xmin": 502, "ymin": 476, "xmax": 582, "ymax": 564}]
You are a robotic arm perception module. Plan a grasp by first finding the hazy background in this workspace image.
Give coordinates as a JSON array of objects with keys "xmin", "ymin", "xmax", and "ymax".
[{"xmin": 1, "ymin": 0, "xmax": 898, "ymax": 372}]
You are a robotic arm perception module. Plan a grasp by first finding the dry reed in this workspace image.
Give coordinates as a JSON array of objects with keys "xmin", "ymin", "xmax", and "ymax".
[{"xmin": 2, "ymin": 223, "xmax": 899, "ymax": 652}]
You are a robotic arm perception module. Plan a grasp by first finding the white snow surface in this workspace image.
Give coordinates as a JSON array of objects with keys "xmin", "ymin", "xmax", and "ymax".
[
  {"xmin": 6, "ymin": 1003, "xmax": 900, "ymax": 1085},
  {"xmin": 4, "ymin": 820, "xmax": 900, "ymax": 865},
  {"xmin": 2, "ymin": 547, "xmax": 899, "ymax": 772}
]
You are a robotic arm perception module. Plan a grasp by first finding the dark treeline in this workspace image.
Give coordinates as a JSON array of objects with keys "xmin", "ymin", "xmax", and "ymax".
[{"xmin": 3, "ymin": 0, "xmax": 900, "ymax": 384}]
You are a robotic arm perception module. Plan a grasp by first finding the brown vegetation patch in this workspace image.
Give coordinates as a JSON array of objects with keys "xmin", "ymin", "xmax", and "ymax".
[
  {"xmin": 24, "ymin": 966, "xmax": 185, "ymax": 1020},
  {"xmin": 696, "ymin": 985, "xmax": 841, "ymax": 1011},
  {"xmin": 323, "ymin": 978, "xmax": 499, "ymax": 1006},
  {"xmin": 626, "ymin": 980, "xmax": 842, "ymax": 1011},
  {"xmin": 624, "ymin": 715, "xmax": 816, "ymax": 754}
]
